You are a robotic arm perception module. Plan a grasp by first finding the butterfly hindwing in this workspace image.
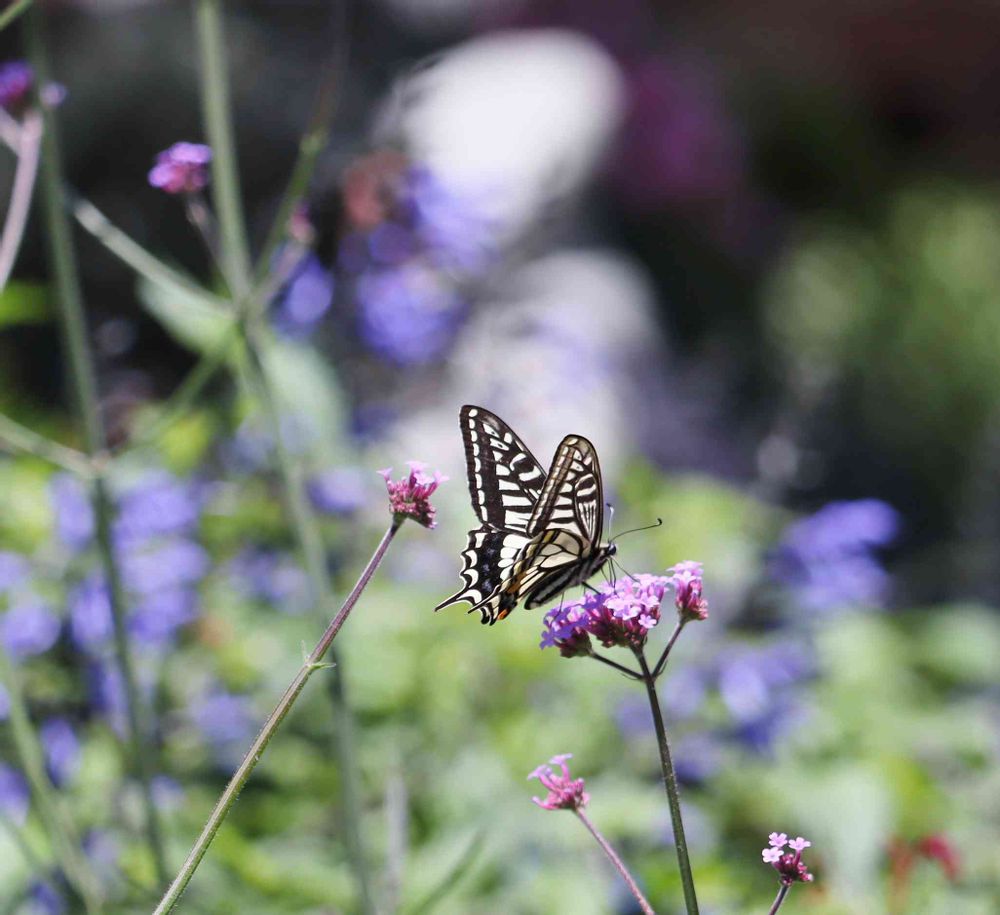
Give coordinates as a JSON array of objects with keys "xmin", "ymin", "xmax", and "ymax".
[{"xmin": 435, "ymin": 526, "xmax": 529, "ymax": 617}]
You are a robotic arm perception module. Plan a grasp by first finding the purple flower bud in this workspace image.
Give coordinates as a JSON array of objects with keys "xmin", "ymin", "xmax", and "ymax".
[
  {"xmin": 528, "ymin": 753, "xmax": 589, "ymax": 811},
  {"xmin": 378, "ymin": 462, "xmax": 447, "ymax": 528},
  {"xmin": 0, "ymin": 61, "xmax": 33, "ymax": 116},
  {"xmin": 667, "ymin": 560, "xmax": 708, "ymax": 622},
  {"xmin": 1, "ymin": 601, "xmax": 60, "ymax": 659},
  {"xmin": 40, "ymin": 718, "xmax": 81, "ymax": 787},
  {"xmin": 0, "ymin": 763, "xmax": 30, "ymax": 825},
  {"xmin": 114, "ymin": 472, "xmax": 203, "ymax": 544},
  {"xmin": 148, "ymin": 142, "xmax": 212, "ymax": 194}
]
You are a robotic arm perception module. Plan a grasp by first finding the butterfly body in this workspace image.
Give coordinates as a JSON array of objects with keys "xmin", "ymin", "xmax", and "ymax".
[{"xmin": 436, "ymin": 405, "xmax": 616, "ymax": 624}]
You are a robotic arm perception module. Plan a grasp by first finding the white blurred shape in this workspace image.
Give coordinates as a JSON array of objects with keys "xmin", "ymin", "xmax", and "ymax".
[{"xmin": 382, "ymin": 29, "xmax": 625, "ymax": 237}]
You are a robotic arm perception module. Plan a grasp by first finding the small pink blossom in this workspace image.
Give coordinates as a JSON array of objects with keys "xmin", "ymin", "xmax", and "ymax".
[
  {"xmin": 148, "ymin": 142, "xmax": 213, "ymax": 195},
  {"xmin": 762, "ymin": 830, "xmax": 815, "ymax": 886},
  {"xmin": 528, "ymin": 753, "xmax": 589, "ymax": 811},
  {"xmin": 667, "ymin": 560, "xmax": 709, "ymax": 622},
  {"xmin": 378, "ymin": 461, "xmax": 446, "ymax": 528}
]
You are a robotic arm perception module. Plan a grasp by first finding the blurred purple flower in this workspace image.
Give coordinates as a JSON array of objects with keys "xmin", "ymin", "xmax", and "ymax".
[
  {"xmin": 114, "ymin": 472, "xmax": 203, "ymax": 544},
  {"xmin": 229, "ymin": 549, "xmax": 312, "ymax": 614},
  {"xmin": 673, "ymin": 732, "xmax": 724, "ymax": 785},
  {"xmin": 770, "ymin": 499, "xmax": 900, "ymax": 611},
  {"xmin": 272, "ymin": 254, "xmax": 334, "ymax": 339},
  {"xmin": 0, "ymin": 551, "xmax": 29, "ymax": 592},
  {"xmin": 40, "ymin": 718, "xmax": 80, "ymax": 787},
  {"xmin": 84, "ymin": 829, "xmax": 120, "ymax": 884},
  {"xmin": 379, "ymin": 462, "xmax": 446, "ymax": 528},
  {"xmin": 0, "ymin": 762, "xmax": 30, "ymax": 825},
  {"xmin": 152, "ymin": 775, "xmax": 184, "ymax": 810},
  {"xmin": 69, "ymin": 575, "xmax": 113, "ymax": 652},
  {"xmin": 29, "ymin": 882, "xmax": 65, "ymax": 915},
  {"xmin": 88, "ymin": 662, "xmax": 127, "ymax": 736},
  {"xmin": 528, "ymin": 753, "xmax": 589, "ymax": 811},
  {"xmin": 190, "ymin": 689, "xmax": 257, "ymax": 766},
  {"xmin": 661, "ymin": 665, "xmax": 709, "ymax": 720},
  {"xmin": 307, "ymin": 468, "xmax": 367, "ymax": 516},
  {"xmin": 1, "ymin": 601, "xmax": 60, "ymax": 659},
  {"xmin": 219, "ymin": 421, "xmax": 273, "ymax": 475},
  {"xmin": 356, "ymin": 265, "xmax": 466, "ymax": 365},
  {"xmin": 50, "ymin": 473, "xmax": 94, "ymax": 552},
  {"xmin": 148, "ymin": 142, "xmax": 212, "ymax": 194},
  {"xmin": 0, "ymin": 684, "xmax": 8, "ymax": 720},
  {"xmin": 368, "ymin": 222, "xmax": 418, "ymax": 267},
  {"xmin": 0, "ymin": 61, "xmax": 32, "ymax": 116},
  {"xmin": 129, "ymin": 589, "xmax": 197, "ymax": 647},
  {"xmin": 121, "ymin": 539, "xmax": 209, "ymax": 596}
]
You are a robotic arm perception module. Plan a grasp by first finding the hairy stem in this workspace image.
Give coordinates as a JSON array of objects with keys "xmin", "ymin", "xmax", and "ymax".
[
  {"xmin": 767, "ymin": 885, "xmax": 790, "ymax": 914},
  {"xmin": 0, "ymin": 110, "xmax": 41, "ymax": 291},
  {"xmin": 25, "ymin": 7, "xmax": 167, "ymax": 883},
  {"xmin": 574, "ymin": 809, "xmax": 656, "ymax": 915},
  {"xmin": 0, "ymin": 652, "xmax": 102, "ymax": 912},
  {"xmin": 636, "ymin": 650, "xmax": 699, "ymax": 915},
  {"xmin": 153, "ymin": 521, "xmax": 400, "ymax": 915}
]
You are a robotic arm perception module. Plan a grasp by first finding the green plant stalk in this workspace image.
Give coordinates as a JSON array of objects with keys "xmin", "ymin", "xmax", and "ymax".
[
  {"xmin": 153, "ymin": 520, "xmax": 400, "ymax": 915},
  {"xmin": 245, "ymin": 333, "xmax": 375, "ymax": 914},
  {"xmin": 767, "ymin": 885, "xmax": 790, "ymax": 914},
  {"xmin": 0, "ymin": 411, "xmax": 94, "ymax": 474},
  {"xmin": 25, "ymin": 8, "xmax": 168, "ymax": 884},
  {"xmin": 0, "ymin": 0, "xmax": 33, "ymax": 31},
  {"xmin": 636, "ymin": 650, "xmax": 699, "ymax": 915},
  {"xmin": 574, "ymin": 809, "xmax": 656, "ymax": 915},
  {"xmin": 0, "ymin": 652, "xmax": 102, "ymax": 912},
  {"xmin": 194, "ymin": 0, "xmax": 252, "ymax": 291}
]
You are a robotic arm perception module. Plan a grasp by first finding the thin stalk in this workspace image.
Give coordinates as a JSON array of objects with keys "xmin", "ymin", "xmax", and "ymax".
[
  {"xmin": 194, "ymin": 0, "xmax": 252, "ymax": 291},
  {"xmin": 245, "ymin": 332, "xmax": 375, "ymax": 913},
  {"xmin": 25, "ymin": 8, "xmax": 167, "ymax": 883},
  {"xmin": 767, "ymin": 885, "xmax": 790, "ymax": 914},
  {"xmin": 253, "ymin": 0, "xmax": 350, "ymax": 281},
  {"xmin": 0, "ymin": 0, "xmax": 32, "ymax": 31},
  {"xmin": 153, "ymin": 521, "xmax": 400, "ymax": 915},
  {"xmin": 574, "ymin": 809, "xmax": 655, "ymax": 915},
  {"xmin": 0, "ymin": 651, "xmax": 102, "ymax": 912},
  {"xmin": 0, "ymin": 110, "xmax": 41, "ymax": 291},
  {"xmin": 651, "ymin": 620, "xmax": 686, "ymax": 680},
  {"xmin": 635, "ymin": 650, "xmax": 699, "ymax": 915},
  {"xmin": 590, "ymin": 651, "xmax": 642, "ymax": 681},
  {"xmin": 0, "ymin": 411, "xmax": 93, "ymax": 474}
]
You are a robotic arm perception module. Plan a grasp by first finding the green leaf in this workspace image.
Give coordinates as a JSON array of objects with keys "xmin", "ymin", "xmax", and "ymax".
[
  {"xmin": 136, "ymin": 274, "xmax": 234, "ymax": 355},
  {"xmin": 0, "ymin": 281, "xmax": 50, "ymax": 327}
]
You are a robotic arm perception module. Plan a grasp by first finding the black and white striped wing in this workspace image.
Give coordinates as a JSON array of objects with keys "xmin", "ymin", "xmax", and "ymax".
[
  {"xmin": 528, "ymin": 435, "xmax": 604, "ymax": 544},
  {"xmin": 435, "ymin": 527, "xmax": 530, "ymax": 616},
  {"xmin": 459, "ymin": 405, "xmax": 546, "ymax": 534}
]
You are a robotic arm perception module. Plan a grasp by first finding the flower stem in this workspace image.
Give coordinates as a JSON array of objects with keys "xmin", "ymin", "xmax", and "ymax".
[
  {"xmin": 25, "ymin": 7, "xmax": 168, "ymax": 884},
  {"xmin": 0, "ymin": 0, "xmax": 33, "ymax": 31},
  {"xmin": 635, "ymin": 649, "xmax": 699, "ymax": 915},
  {"xmin": 0, "ymin": 651, "xmax": 102, "ymax": 912},
  {"xmin": 768, "ymin": 885, "xmax": 790, "ymax": 914},
  {"xmin": 651, "ymin": 620, "xmax": 685, "ymax": 680},
  {"xmin": 193, "ymin": 0, "xmax": 252, "ymax": 291},
  {"xmin": 0, "ymin": 109, "xmax": 41, "ymax": 292},
  {"xmin": 574, "ymin": 809, "xmax": 656, "ymax": 915},
  {"xmin": 153, "ymin": 521, "xmax": 400, "ymax": 915},
  {"xmin": 590, "ymin": 650, "xmax": 643, "ymax": 680},
  {"xmin": 0, "ymin": 411, "xmax": 94, "ymax": 474}
]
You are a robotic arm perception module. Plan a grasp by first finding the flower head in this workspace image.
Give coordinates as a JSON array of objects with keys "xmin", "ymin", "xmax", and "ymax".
[
  {"xmin": 148, "ymin": 142, "xmax": 213, "ymax": 194},
  {"xmin": 0, "ymin": 62, "xmax": 33, "ymax": 116},
  {"xmin": 667, "ymin": 560, "xmax": 708, "ymax": 622},
  {"xmin": 540, "ymin": 574, "xmax": 669, "ymax": 655},
  {"xmin": 379, "ymin": 461, "xmax": 446, "ymax": 528},
  {"xmin": 528, "ymin": 753, "xmax": 589, "ymax": 811},
  {"xmin": 762, "ymin": 831, "xmax": 815, "ymax": 886},
  {"xmin": 1, "ymin": 601, "xmax": 60, "ymax": 659}
]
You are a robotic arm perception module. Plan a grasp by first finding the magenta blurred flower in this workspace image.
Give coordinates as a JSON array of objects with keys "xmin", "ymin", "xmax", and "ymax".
[
  {"xmin": 0, "ymin": 61, "xmax": 33, "ymax": 116},
  {"xmin": 148, "ymin": 142, "xmax": 212, "ymax": 195},
  {"xmin": 540, "ymin": 574, "xmax": 669, "ymax": 655},
  {"xmin": 378, "ymin": 462, "xmax": 446, "ymax": 528},
  {"xmin": 667, "ymin": 560, "xmax": 708, "ymax": 622},
  {"xmin": 763, "ymin": 832, "xmax": 815, "ymax": 885},
  {"xmin": 528, "ymin": 753, "xmax": 589, "ymax": 811}
]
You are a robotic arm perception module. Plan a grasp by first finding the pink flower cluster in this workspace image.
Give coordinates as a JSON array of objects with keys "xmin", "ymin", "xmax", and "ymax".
[
  {"xmin": 528, "ymin": 754, "xmax": 589, "ymax": 811},
  {"xmin": 148, "ymin": 142, "xmax": 213, "ymax": 195},
  {"xmin": 540, "ymin": 574, "xmax": 669, "ymax": 656},
  {"xmin": 378, "ymin": 461, "xmax": 446, "ymax": 528},
  {"xmin": 762, "ymin": 832, "xmax": 814, "ymax": 886},
  {"xmin": 668, "ymin": 560, "xmax": 709, "ymax": 622}
]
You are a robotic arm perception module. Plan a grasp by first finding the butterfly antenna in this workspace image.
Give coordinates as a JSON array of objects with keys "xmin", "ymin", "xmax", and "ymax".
[{"xmin": 610, "ymin": 518, "xmax": 663, "ymax": 544}]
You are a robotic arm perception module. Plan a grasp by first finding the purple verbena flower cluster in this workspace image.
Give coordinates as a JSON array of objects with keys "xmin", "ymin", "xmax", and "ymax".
[
  {"xmin": 378, "ymin": 462, "xmax": 446, "ymax": 528},
  {"xmin": 668, "ymin": 560, "xmax": 708, "ymax": 621},
  {"xmin": 528, "ymin": 754, "xmax": 589, "ymax": 811},
  {"xmin": 148, "ymin": 142, "xmax": 212, "ymax": 195},
  {"xmin": 762, "ymin": 832, "xmax": 814, "ymax": 885}
]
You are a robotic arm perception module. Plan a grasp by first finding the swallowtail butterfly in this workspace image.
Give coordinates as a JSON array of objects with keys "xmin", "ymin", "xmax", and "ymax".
[{"xmin": 436, "ymin": 405, "xmax": 617, "ymax": 625}]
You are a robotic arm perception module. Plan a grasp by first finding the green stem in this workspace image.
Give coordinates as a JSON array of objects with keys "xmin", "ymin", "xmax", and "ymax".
[
  {"xmin": 194, "ymin": 0, "xmax": 252, "ymax": 293},
  {"xmin": 25, "ymin": 8, "xmax": 168, "ymax": 884},
  {"xmin": 0, "ymin": 0, "xmax": 32, "ymax": 31},
  {"xmin": 635, "ymin": 650, "xmax": 699, "ymax": 915},
  {"xmin": 574, "ymin": 809, "xmax": 656, "ymax": 915},
  {"xmin": 0, "ymin": 652, "xmax": 102, "ymax": 912},
  {"xmin": 0, "ymin": 411, "xmax": 93, "ymax": 474},
  {"xmin": 245, "ymin": 333, "xmax": 375, "ymax": 913},
  {"xmin": 651, "ymin": 620, "xmax": 686, "ymax": 680},
  {"xmin": 153, "ymin": 521, "xmax": 400, "ymax": 915},
  {"xmin": 0, "ymin": 110, "xmax": 41, "ymax": 292},
  {"xmin": 767, "ymin": 885, "xmax": 790, "ymax": 915}
]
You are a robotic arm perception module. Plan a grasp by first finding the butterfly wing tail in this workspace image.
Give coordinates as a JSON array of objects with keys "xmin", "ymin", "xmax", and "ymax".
[{"xmin": 434, "ymin": 526, "xmax": 528, "ymax": 623}]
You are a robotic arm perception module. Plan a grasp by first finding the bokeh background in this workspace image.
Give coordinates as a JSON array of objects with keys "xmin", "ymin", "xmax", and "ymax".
[{"xmin": 2, "ymin": 0, "xmax": 1000, "ymax": 912}]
